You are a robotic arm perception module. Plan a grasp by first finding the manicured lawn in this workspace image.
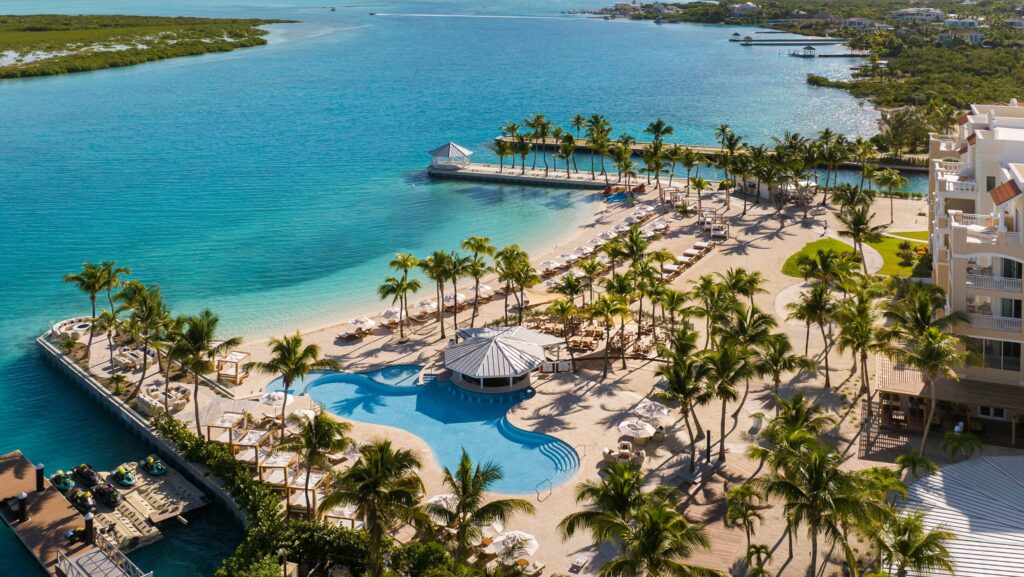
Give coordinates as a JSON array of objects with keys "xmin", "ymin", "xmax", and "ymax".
[
  {"xmin": 781, "ymin": 238, "xmax": 855, "ymax": 278},
  {"xmin": 889, "ymin": 230, "xmax": 929, "ymax": 242},
  {"xmin": 865, "ymin": 236, "xmax": 927, "ymax": 276}
]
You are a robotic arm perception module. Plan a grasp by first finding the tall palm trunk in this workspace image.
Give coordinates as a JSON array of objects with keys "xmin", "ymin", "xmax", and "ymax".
[
  {"xmin": 820, "ymin": 322, "xmax": 832, "ymax": 389},
  {"xmin": 719, "ymin": 398, "xmax": 728, "ymax": 461},
  {"xmin": 107, "ymin": 331, "xmax": 115, "ymax": 373},
  {"xmin": 517, "ymin": 285, "xmax": 526, "ymax": 325},
  {"xmin": 86, "ymin": 295, "xmax": 97, "ymax": 361},
  {"xmin": 602, "ymin": 326, "xmax": 611, "ymax": 378},
  {"xmin": 809, "ymin": 529, "xmax": 819, "ymax": 577},
  {"xmin": 919, "ymin": 375, "xmax": 938, "ymax": 457},
  {"xmin": 619, "ymin": 319, "xmax": 627, "ymax": 369},
  {"xmin": 562, "ymin": 320, "xmax": 577, "ymax": 372},
  {"xmin": 305, "ymin": 468, "xmax": 314, "ymax": 520},
  {"xmin": 437, "ymin": 282, "xmax": 446, "ymax": 339},
  {"xmin": 131, "ymin": 338, "xmax": 150, "ymax": 399},
  {"xmin": 193, "ymin": 372, "xmax": 203, "ymax": 437},
  {"xmin": 450, "ymin": 280, "xmax": 461, "ymax": 338},
  {"xmin": 470, "ymin": 276, "xmax": 481, "ymax": 328},
  {"xmin": 683, "ymin": 408, "xmax": 697, "ymax": 473},
  {"xmin": 280, "ymin": 377, "xmax": 292, "ymax": 443}
]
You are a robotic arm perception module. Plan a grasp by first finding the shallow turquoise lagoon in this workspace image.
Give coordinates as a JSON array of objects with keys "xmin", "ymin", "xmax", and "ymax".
[
  {"xmin": 268, "ymin": 369, "xmax": 579, "ymax": 495},
  {"xmin": 0, "ymin": 0, "xmax": 925, "ymax": 573}
]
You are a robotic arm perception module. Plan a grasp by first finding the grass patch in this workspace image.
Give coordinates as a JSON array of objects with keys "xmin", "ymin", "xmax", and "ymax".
[
  {"xmin": 889, "ymin": 230, "xmax": 929, "ymax": 242},
  {"xmin": 0, "ymin": 15, "xmax": 292, "ymax": 79},
  {"xmin": 781, "ymin": 238, "xmax": 855, "ymax": 278},
  {"xmin": 865, "ymin": 236, "xmax": 926, "ymax": 277}
]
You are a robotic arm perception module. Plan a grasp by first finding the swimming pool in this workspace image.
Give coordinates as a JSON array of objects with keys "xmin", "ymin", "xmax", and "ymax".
[{"xmin": 267, "ymin": 368, "xmax": 579, "ymax": 494}]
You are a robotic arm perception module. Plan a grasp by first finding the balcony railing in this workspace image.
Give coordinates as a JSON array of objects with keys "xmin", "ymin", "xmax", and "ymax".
[
  {"xmin": 953, "ymin": 213, "xmax": 995, "ymax": 227},
  {"xmin": 966, "ymin": 274, "xmax": 1024, "ymax": 292},
  {"xmin": 967, "ymin": 313, "xmax": 1023, "ymax": 333},
  {"xmin": 938, "ymin": 178, "xmax": 978, "ymax": 194}
]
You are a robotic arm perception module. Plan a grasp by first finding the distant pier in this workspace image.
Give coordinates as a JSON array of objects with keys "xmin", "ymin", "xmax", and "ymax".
[{"xmin": 427, "ymin": 163, "xmax": 610, "ymax": 189}]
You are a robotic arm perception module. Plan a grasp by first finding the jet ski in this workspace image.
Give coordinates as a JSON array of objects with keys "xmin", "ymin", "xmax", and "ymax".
[
  {"xmin": 72, "ymin": 463, "xmax": 101, "ymax": 487},
  {"xmin": 112, "ymin": 465, "xmax": 137, "ymax": 487},
  {"xmin": 70, "ymin": 488, "xmax": 96, "ymax": 513},
  {"xmin": 140, "ymin": 455, "xmax": 168, "ymax": 476},
  {"xmin": 50, "ymin": 470, "xmax": 75, "ymax": 492},
  {"xmin": 92, "ymin": 483, "xmax": 122, "ymax": 508}
]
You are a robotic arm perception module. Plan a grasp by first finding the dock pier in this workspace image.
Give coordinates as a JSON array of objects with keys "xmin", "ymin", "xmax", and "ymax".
[
  {"xmin": 426, "ymin": 163, "xmax": 610, "ymax": 189},
  {"xmin": 0, "ymin": 450, "xmax": 151, "ymax": 577}
]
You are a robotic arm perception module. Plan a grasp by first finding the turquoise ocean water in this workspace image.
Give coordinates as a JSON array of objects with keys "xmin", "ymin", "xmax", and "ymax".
[{"xmin": 0, "ymin": 0, "xmax": 923, "ymax": 574}]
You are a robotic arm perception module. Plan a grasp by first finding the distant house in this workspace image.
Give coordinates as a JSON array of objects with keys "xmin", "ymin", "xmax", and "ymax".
[
  {"xmin": 945, "ymin": 16, "xmax": 981, "ymax": 28},
  {"xmin": 939, "ymin": 29, "xmax": 985, "ymax": 44},
  {"xmin": 729, "ymin": 2, "xmax": 761, "ymax": 18},
  {"xmin": 1006, "ymin": 18, "xmax": 1024, "ymax": 29},
  {"xmin": 888, "ymin": 7, "xmax": 945, "ymax": 22},
  {"xmin": 613, "ymin": 3, "xmax": 637, "ymax": 13},
  {"xmin": 844, "ymin": 17, "xmax": 876, "ymax": 29}
]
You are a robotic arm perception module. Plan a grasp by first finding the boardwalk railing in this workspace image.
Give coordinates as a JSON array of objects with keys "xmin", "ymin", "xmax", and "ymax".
[{"xmin": 97, "ymin": 532, "xmax": 153, "ymax": 577}]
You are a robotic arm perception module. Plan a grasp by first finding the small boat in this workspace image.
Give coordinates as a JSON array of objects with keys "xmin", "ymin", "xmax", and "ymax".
[
  {"xmin": 70, "ymin": 488, "xmax": 96, "ymax": 513},
  {"xmin": 112, "ymin": 465, "xmax": 137, "ymax": 487},
  {"xmin": 331, "ymin": 6, "xmax": 336, "ymax": 11},
  {"xmin": 93, "ymin": 483, "xmax": 122, "ymax": 508},
  {"xmin": 140, "ymin": 455, "xmax": 168, "ymax": 476},
  {"xmin": 50, "ymin": 470, "xmax": 75, "ymax": 492},
  {"xmin": 72, "ymin": 463, "xmax": 101, "ymax": 487}
]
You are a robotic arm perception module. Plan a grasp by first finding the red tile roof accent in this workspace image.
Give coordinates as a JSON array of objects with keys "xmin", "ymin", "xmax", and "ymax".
[
  {"xmin": 959, "ymin": 144, "xmax": 969, "ymax": 155},
  {"xmin": 957, "ymin": 113, "xmax": 970, "ymax": 125},
  {"xmin": 967, "ymin": 132, "xmax": 977, "ymax": 145},
  {"xmin": 990, "ymin": 180, "xmax": 1022, "ymax": 206}
]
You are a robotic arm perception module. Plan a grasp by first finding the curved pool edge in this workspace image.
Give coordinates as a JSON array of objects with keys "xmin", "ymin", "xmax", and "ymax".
[{"xmin": 266, "ymin": 368, "xmax": 581, "ymax": 495}]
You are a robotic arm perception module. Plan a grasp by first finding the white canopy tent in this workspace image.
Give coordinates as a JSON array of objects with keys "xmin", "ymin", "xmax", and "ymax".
[{"xmin": 429, "ymin": 142, "xmax": 474, "ymax": 168}]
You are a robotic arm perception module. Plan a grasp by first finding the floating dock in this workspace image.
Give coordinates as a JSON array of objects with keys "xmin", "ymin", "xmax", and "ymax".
[
  {"xmin": 427, "ymin": 163, "xmax": 610, "ymax": 189},
  {"xmin": 0, "ymin": 450, "xmax": 149, "ymax": 577}
]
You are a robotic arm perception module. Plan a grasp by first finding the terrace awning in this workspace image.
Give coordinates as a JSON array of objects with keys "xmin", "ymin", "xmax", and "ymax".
[{"xmin": 445, "ymin": 327, "xmax": 561, "ymax": 379}]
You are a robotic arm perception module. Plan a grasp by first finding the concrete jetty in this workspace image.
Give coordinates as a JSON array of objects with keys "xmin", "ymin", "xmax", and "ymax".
[{"xmin": 427, "ymin": 162, "xmax": 611, "ymax": 189}]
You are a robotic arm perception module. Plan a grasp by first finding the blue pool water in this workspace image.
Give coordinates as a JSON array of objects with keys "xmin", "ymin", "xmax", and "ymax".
[
  {"xmin": 268, "ymin": 370, "xmax": 579, "ymax": 494},
  {"xmin": 0, "ymin": 0, "xmax": 929, "ymax": 573}
]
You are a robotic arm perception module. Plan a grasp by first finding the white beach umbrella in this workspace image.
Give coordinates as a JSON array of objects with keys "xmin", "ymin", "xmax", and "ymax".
[
  {"xmin": 260, "ymin": 391, "xmax": 293, "ymax": 406},
  {"xmin": 443, "ymin": 292, "xmax": 466, "ymax": 306},
  {"xmin": 539, "ymin": 259, "xmax": 561, "ymax": 272},
  {"xmin": 613, "ymin": 224, "xmax": 630, "ymax": 233},
  {"xmin": 571, "ymin": 246, "xmax": 590, "ymax": 257},
  {"xmin": 350, "ymin": 316, "xmax": 377, "ymax": 330},
  {"xmin": 424, "ymin": 493, "xmax": 459, "ymax": 523},
  {"xmin": 380, "ymin": 307, "xmax": 402, "ymax": 321},
  {"xmin": 476, "ymin": 284, "xmax": 494, "ymax": 297},
  {"xmin": 599, "ymin": 230, "xmax": 616, "ymax": 240},
  {"xmin": 618, "ymin": 417, "xmax": 656, "ymax": 439},
  {"xmin": 624, "ymin": 215, "xmax": 640, "ymax": 224},
  {"xmin": 481, "ymin": 520, "xmax": 505, "ymax": 539},
  {"xmin": 633, "ymin": 399, "xmax": 671, "ymax": 419},
  {"xmin": 486, "ymin": 531, "xmax": 540, "ymax": 560}
]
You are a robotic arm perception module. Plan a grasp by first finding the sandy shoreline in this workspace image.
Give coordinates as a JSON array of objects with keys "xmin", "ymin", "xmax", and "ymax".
[{"xmin": 239, "ymin": 180, "xmax": 664, "ymax": 346}]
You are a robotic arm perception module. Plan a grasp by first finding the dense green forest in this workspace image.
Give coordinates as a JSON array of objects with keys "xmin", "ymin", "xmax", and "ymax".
[{"xmin": 0, "ymin": 15, "xmax": 291, "ymax": 78}]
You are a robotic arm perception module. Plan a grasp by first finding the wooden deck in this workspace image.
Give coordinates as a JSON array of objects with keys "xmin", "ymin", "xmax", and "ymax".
[{"xmin": 0, "ymin": 450, "xmax": 96, "ymax": 575}]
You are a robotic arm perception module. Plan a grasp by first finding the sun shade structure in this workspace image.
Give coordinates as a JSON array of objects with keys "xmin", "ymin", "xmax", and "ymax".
[
  {"xmin": 900, "ymin": 456, "xmax": 1024, "ymax": 576},
  {"xmin": 429, "ymin": 142, "xmax": 474, "ymax": 168},
  {"xmin": 444, "ymin": 327, "xmax": 563, "ymax": 391}
]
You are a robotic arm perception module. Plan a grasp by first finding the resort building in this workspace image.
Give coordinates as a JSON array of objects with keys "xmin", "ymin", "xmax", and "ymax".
[
  {"xmin": 888, "ymin": 7, "xmax": 945, "ymax": 22},
  {"xmin": 1006, "ymin": 17, "xmax": 1024, "ymax": 29},
  {"xmin": 899, "ymin": 100, "xmax": 1024, "ymax": 447},
  {"xmin": 939, "ymin": 29, "xmax": 985, "ymax": 45},
  {"xmin": 944, "ymin": 15, "xmax": 981, "ymax": 28}
]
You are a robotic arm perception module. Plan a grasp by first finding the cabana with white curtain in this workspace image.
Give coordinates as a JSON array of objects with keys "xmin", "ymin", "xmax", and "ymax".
[{"xmin": 444, "ymin": 327, "xmax": 563, "ymax": 392}]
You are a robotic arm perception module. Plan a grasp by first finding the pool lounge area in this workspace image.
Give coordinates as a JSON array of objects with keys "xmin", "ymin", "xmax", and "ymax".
[{"xmin": 267, "ymin": 367, "xmax": 579, "ymax": 494}]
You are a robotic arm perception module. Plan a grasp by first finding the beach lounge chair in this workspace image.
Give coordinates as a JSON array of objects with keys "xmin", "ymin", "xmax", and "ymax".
[
  {"xmin": 524, "ymin": 560, "xmax": 545, "ymax": 576},
  {"xmin": 571, "ymin": 557, "xmax": 588, "ymax": 572}
]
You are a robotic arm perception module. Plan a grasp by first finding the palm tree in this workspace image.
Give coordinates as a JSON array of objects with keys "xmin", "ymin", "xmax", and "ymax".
[
  {"xmin": 688, "ymin": 275, "xmax": 738, "ymax": 349},
  {"xmin": 875, "ymin": 510, "xmax": 955, "ymax": 577},
  {"xmin": 443, "ymin": 252, "xmax": 471, "ymax": 337},
  {"xmin": 510, "ymin": 259, "xmax": 540, "ymax": 326},
  {"xmin": 576, "ymin": 257, "xmax": 603, "ymax": 305},
  {"xmin": 704, "ymin": 345, "xmax": 755, "ymax": 461},
  {"xmin": 489, "ymin": 140, "xmax": 513, "ymax": 173},
  {"xmin": 597, "ymin": 505, "xmax": 719, "ymax": 577},
  {"xmin": 837, "ymin": 205, "xmax": 886, "ymax": 273},
  {"xmin": 588, "ymin": 294, "xmax": 630, "ymax": 379},
  {"xmin": 514, "ymin": 135, "xmax": 531, "ymax": 175},
  {"xmin": 658, "ymin": 288, "xmax": 690, "ymax": 331},
  {"xmin": 319, "ymin": 440, "xmax": 424, "ymax": 577},
  {"xmin": 419, "ymin": 251, "xmax": 452, "ymax": 338},
  {"xmin": 941, "ymin": 430, "xmax": 982, "ymax": 461},
  {"xmin": 64, "ymin": 262, "xmax": 105, "ymax": 361},
  {"xmin": 389, "ymin": 252, "xmax": 420, "ymax": 333},
  {"xmin": 836, "ymin": 289, "xmax": 887, "ymax": 425},
  {"xmin": 896, "ymin": 327, "xmax": 966, "ymax": 456},
  {"xmin": 800, "ymin": 282, "xmax": 838, "ymax": 389},
  {"xmin": 123, "ymin": 285, "xmax": 166, "ymax": 399},
  {"xmin": 754, "ymin": 333, "xmax": 815, "ymax": 407},
  {"xmin": 644, "ymin": 118, "xmax": 674, "ymax": 144},
  {"xmin": 171, "ymin": 310, "xmax": 242, "ymax": 437},
  {"xmin": 425, "ymin": 450, "xmax": 535, "ymax": 560},
  {"xmin": 378, "ymin": 276, "xmax": 420, "ymax": 339},
  {"xmin": 894, "ymin": 450, "xmax": 938, "ymax": 484},
  {"xmin": 797, "ymin": 248, "xmax": 859, "ymax": 288},
  {"xmin": 571, "ymin": 113, "xmax": 587, "ymax": 138},
  {"xmin": 98, "ymin": 261, "xmax": 131, "ymax": 313},
  {"xmin": 725, "ymin": 486, "xmax": 762, "ymax": 551},
  {"xmin": 882, "ymin": 284, "xmax": 965, "ymax": 342},
  {"xmin": 717, "ymin": 268, "xmax": 765, "ymax": 311},
  {"xmin": 495, "ymin": 245, "xmax": 528, "ymax": 321},
  {"xmin": 558, "ymin": 460, "xmax": 679, "ymax": 542},
  {"xmin": 244, "ymin": 332, "xmax": 340, "ymax": 443},
  {"xmin": 714, "ymin": 124, "xmax": 732, "ymax": 154},
  {"xmin": 875, "ymin": 168, "xmax": 909, "ymax": 224},
  {"xmin": 93, "ymin": 306, "xmax": 124, "ymax": 375},
  {"xmin": 501, "ymin": 121, "xmax": 521, "ymax": 170},
  {"xmin": 655, "ymin": 326, "xmax": 712, "ymax": 472},
  {"xmin": 690, "ymin": 176, "xmax": 708, "ymax": 215},
  {"xmin": 760, "ymin": 448, "xmax": 878, "ymax": 576},
  {"xmin": 547, "ymin": 299, "xmax": 578, "ymax": 372},
  {"xmin": 278, "ymin": 412, "xmax": 351, "ymax": 519},
  {"xmin": 720, "ymin": 304, "xmax": 777, "ymax": 414},
  {"xmin": 853, "ymin": 136, "xmax": 878, "ymax": 190}
]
